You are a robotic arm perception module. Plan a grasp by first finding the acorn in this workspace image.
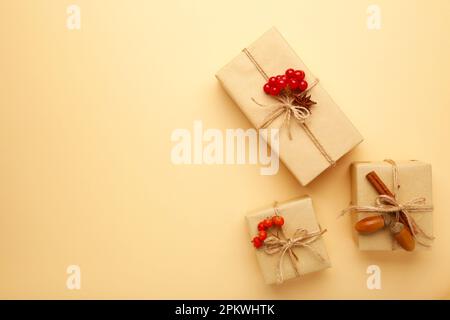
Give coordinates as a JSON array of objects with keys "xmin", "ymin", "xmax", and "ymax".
[
  {"xmin": 391, "ymin": 222, "xmax": 415, "ymax": 251},
  {"xmin": 355, "ymin": 214, "xmax": 391, "ymax": 234}
]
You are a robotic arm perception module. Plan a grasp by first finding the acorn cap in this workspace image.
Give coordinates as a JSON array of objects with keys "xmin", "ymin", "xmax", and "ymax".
[{"xmin": 390, "ymin": 222, "xmax": 404, "ymax": 234}]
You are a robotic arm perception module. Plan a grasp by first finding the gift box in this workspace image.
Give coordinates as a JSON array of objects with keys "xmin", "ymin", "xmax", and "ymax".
[
  {"xmin": 216, "ymin": 27, "xmax": 363, "ymax": 185},
  {"xmin": 350, "ymin": 160, "xmax": 433, "ymax": 251},
  {"xmin": 246, "ymin": 196, "xmax": 331, "ymax": 284}
]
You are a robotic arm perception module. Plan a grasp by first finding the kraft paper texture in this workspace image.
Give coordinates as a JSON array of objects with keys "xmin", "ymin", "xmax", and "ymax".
[
  {"xmin": 246, "ymin": 197, "xmax": 331, "ymax": 284},
  {"xmin": 216, "ymin": 27, "xmax": 363, "ymax": 185},
  {"xmin": 351, "ymin": 161, "xmax": 433, "ymax": 251}
]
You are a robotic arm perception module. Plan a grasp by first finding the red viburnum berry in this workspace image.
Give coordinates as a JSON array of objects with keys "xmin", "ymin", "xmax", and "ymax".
[
  {"xmin": 272, "ymin": 215, "xmax": 285, "ymax": 227},
  {"xmin": 257, "ymin": 222, "xmax": 266, "ymax": 231},
  {"xmin": 294, "ymin": 70, "xmax": 305, "ymax": 81},
  {"xmin": 299, "ymin": 80, "xmax": 308, "ymax": 91},
  {"xmin": 269, "ymin": 85, "xmax": 280, "ymax": 96},
  {"xmin": 285, "ymin": 68, "xmax": 295, "ymax": 78},
  {"xmin": 258, "ymin": 230, "xmax": 268, "ymax": 241},
  {"xmin": 276, "ymin": 78, "xmax": 287, "ymax": 90},
  {"xmin": 288, "ymin": 78, "xmax": 299, "ymax": 90},
  {"xmin": 252, "ymin": 236, "xmax": 263, "ymax": 248},
  {"xmin": 263, "ymin": 217, "xmax": 273, "ymax": 229},
  {"xmin": 268, "ymin": 77, "xmax": 277, "ymax": 86}
]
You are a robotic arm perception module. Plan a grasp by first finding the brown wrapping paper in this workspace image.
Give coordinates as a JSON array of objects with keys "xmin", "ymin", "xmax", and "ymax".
[
  {"xmin": 351, "ymin": 161, "xmax": 433, "ymax": 251},
  {"xmin": 246, "ymin": 197, "xmax": 331, "ymax": 284},
  {"xmin": 216, "ymin": 28, "xmax": 363, "ymax": 185}
]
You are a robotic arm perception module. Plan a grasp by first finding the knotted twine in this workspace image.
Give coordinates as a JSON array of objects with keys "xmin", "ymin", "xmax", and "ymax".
[
  {"xmin": 340, "ymin": 159, "xmax": 434, "ymax": 247},
  {"xmin": 263, "ymin": 204, "xmax": 327, "ymax": 284},
  {"xmin": 242, "ymin": 48, "xmax": 336, "ymax": 167}
]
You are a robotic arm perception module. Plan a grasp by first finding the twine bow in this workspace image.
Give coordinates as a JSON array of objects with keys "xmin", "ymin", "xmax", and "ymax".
[
  {"xmin": 251, "ymin": 80, "xmax": 335, "ymax": 166},
  {"xmin": 340, "ymin": 194, "xmax": 433, "ymax": 246},
  {"xmin": 252, "ymin": 86, "xmax": 316, "ymax": 140},
  {"xmin": 264, "ymin": 227, "xmax": 326, "ymax": 284},
  {"xmin": 241, "ymin": 47, "xmax": 336, "ymax": 166},
  {"xmin": 340, "ymin": 159, "xmax": 434, "ymax": 247}
]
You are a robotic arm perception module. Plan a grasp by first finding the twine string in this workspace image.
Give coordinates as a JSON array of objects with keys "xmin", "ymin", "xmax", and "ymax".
[
  {"xmin": 242, "ymin": 48, "xmax": 335, "ymax": 167},
  {"xmin": 264, "ymin": 227, "xmax": 326, "ymax": 283},
  {"xmin": 340, "ymin": 160, "xmax": 434, "ymax": 246},
  {"xmin": 242, "ymin": 48, "xmax": 269, "ymax": 80},
  {"xmin": 264, "ymin": 203, "xmax": 327, "ymax": 283}
]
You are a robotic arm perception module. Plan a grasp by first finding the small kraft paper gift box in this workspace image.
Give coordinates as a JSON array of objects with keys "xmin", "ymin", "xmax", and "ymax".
[
  {"xmin": 343, "ymin": 160, "xmax": 434, "ymax": 251},
  {"xmin": 246, "ymin": 197, "xmax": 331, "ymax": 284},
  {"xmin": 216, "ymin": 27, "xmax": 363, "ymax": 186}
]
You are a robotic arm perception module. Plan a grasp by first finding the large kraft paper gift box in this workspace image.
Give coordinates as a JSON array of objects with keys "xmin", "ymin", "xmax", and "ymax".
[
  {"xmin": 216, "ymin": 28, "xmax": 363, "ymax": 185},
  {"xmin": 351, "ymin": 161, "xmax": 433, "ymax": 251},
  {"xmin": 246, "ymin": 197, "xmax": 331, "ymax": 284}
]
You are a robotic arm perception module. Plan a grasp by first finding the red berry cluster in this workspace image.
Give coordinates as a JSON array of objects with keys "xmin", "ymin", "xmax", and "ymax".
[
  {"xmin": 252, "ymin": 215, "xmax": 285, "ymax": 248},
  {"xmin": 263, "ymin": 68, "xmax": 308, "ymax": 96}
]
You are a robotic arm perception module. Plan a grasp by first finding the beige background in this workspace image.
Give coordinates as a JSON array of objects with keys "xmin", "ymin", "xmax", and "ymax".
[{"xmin": 1, "ymin": 0, "xmax": 449, "ymax": 299}]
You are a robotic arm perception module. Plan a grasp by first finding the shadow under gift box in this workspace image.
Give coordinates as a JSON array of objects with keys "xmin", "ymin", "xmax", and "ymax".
[
  {"xmin": 216, "ymin": 27, "xmax": 363, "ymax": 186},
  {"xmin": 246, "ymin": 196, "xmax": 331, "ymax": 285},
  {"xmin": 351, "ymin": 161, "xmax": 433, "ymax": 251}
]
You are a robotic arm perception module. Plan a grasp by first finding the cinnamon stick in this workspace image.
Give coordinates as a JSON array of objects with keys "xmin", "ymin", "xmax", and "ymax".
[{"xmin": 366, "ymin": 171, "xmax": 414, "ymax": 234}]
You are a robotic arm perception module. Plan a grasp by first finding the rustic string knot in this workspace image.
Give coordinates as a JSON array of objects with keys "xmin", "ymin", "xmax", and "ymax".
[
  {"xmin": 252, "ymin": 94, "xmax": 312, "ymax": 138},
  {"xmin": 373, "ymin": 194, "xmax": 431, "ymax": 213},
  {"xmin": 242, "ymin": 47, "xmax": 336, "ymax": 166},
  {"xmin": 340, "ymin": 159, "xmax": 434, "ymax": 247},
  {"xmin": 250, "ymin": 77, "xmax": 335, "ymax": 166},
  {"xmin": 264, "ymin": 227, "xmax": 326, "ymax": 284},
  {"xmin": 252, "ymin": 79, "xmax": 319, "ymax": 140},
  {"xmin": 340, "ymin": 195, "xmax": 432, "ymax": 217}
]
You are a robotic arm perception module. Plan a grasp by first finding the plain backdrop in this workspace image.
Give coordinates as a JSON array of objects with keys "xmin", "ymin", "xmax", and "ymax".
[{"xmin": 0, "ymin": 0, "xmax": 449, "ymax": 299}]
